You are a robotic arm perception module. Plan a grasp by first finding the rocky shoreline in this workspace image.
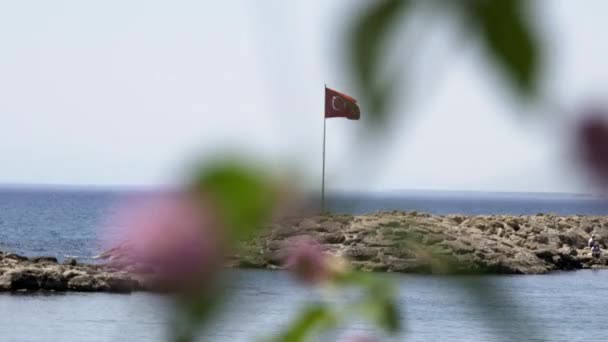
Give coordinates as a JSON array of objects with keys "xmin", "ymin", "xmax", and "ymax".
[
  {"xmin": 236, "ymin": 211, "xmax": 608, "ymax": 274},
  {"xmin": 0, "ymin": 253, "xmax": 146, "ymax": 293},
  {"xmin": 2, "ymin": 211, "xmax": 608, "ymax": 292}
]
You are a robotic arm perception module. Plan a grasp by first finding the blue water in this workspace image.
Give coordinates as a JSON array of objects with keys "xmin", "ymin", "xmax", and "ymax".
[
  {"xmin": 2, "ymin": 187, "xmax": 608, "ymax": 341},
  {"xmin": 2, "ymin": 269, "xmax": 608, "ymax": 341},
  {"xmin": 327, "ymin": 190, "xmax": 608, "ymax": 216},
  {"xmin": 0, "ymin": 189, "xmax": 124, "ymax": 261}
]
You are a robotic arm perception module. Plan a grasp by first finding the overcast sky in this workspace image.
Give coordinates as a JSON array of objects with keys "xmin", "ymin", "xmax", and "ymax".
[{"xmin": 1, "ymin": 0, "xmax": 608, "ymax": 193}]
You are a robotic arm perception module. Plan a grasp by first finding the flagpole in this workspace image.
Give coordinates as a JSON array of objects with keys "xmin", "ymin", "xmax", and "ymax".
[{"xmin": 322, "ymin": 84, "xmax": 327, "ymax": 214}]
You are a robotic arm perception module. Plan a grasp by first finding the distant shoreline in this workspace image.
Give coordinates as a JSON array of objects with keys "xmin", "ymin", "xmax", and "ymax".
[{"xmin": 0, "ymin": 184, "xmax": 603, "ymax": 198}]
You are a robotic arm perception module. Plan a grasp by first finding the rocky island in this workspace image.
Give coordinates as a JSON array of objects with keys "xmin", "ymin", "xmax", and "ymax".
[
  {"xmin": 0, "ymin": 253, "xmax": 142, "ymax": 293},
  {"xmin": 2, "ymin": 211, "xmax": 608, "ymax": 292}
]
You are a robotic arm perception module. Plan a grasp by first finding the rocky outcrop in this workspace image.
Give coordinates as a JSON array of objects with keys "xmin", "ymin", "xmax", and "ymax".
[
  {"xmin": 0, "ymin": 251, "xmax": 144, "ymax": 293},
  {"xmin": 235, "ymin": 211, "xmax": 608, "ymax": 274}
]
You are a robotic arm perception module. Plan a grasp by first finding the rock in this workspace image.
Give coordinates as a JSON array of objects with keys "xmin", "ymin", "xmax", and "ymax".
[
  {"xmin": 554, "ymin": 254, "xmax": 583, "ymax": 270},
  {"xmin": 558, "ymin": 232, "xmax": 587, "ymax": 249},
  {"xmin": 5, "ymin": 253, "xmax": 28, "ymax": 261},
  {"xmin": 558, "ymin": 246, "xmax": 579, "ymax": 257},
  {"xmin": 447, "ymin": 215, "xmax": 465, "ymax": 225},
  {"xmin": 422, "ymin": 234, "xmax": 444, "ymax": 245},
  {"xmin": 507, "ymin": 220, "xmax": 521, "ymax": 231},
  {"xmin": 62, "ymin": 269, "xmax": 87, "ymax": 279},
  {"xmin": 322, "ymin": 233, "xmax": 346, "ymax": 244},
  {"xmin": 31, "ymin": 256, "xmax": 58, "ymax": 264},
  {"xmin": 345, "ymin": 246, "xmax": 377, "ymax": 261},
  {"xmin": 63, "ymin": 258, "xmax": 78, "ymax": 266},
  {"xmin": 439, "ymin": 240, "xmax": 474, "ymax": 255},
  {"xmin": 238, "ymin": 258, "xmax": 266, "ymax": 269},
  {"xmin": 534, "ymin": 235, "xmax": 549, "ymax": 244},
  {"xmin": 264, "ymin": 250, "xmax": 284, "ymax": 266},
  {"xmin": 299, "ymin": 218, "xmax": 320, "ymax": 230},
  {"xmin": 67, "ymin": 275, "xmax": 107, "ymax": 292},
  {"xmin": 103, "ymin": 275, "xmax": 138, "ymax": 293},
  {"xmin": 41, "ymin": 270, "xmax": 67, "ymax": 291},
  {"xmin": 0, "ymin": 274, "xmax": 11, "ymax": 291},
  {"xmin": 495, "ymin": 227, "xmax": 505, "ymax": 237},
  {"xmin": 4, "ymin": 269, "xmax": 41, "ymax": 290},
  {"xmin": 384, "ymin": 257, "xmax": 435, "ymax": 273}
]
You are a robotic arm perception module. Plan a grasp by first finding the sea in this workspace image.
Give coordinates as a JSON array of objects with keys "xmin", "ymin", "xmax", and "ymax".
[{"xmin": 2, "ymin": 187, "xmax": 608, "ymax": 342}]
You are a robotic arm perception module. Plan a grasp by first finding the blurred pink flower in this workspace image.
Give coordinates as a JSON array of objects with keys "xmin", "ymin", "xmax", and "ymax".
[
  {"xmin": 576, "ymin": 114, "xmax": 608, "ymax": 187},
  {"xmin": 106, "ymin": 191, "xmax": 224, "ymax": 292},
  {"xmin": 283, "ymin": 237, "xmax": 331, "ymax": 284}
]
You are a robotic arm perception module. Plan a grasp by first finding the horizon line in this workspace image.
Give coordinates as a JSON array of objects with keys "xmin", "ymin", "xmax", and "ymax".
[{"xmin": 0, "ymin": 182, "xmax": 598, "ymax": 197}]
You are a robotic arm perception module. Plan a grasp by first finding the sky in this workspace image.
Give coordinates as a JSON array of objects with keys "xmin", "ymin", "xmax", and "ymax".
[{"xmin": 1, "ymin": 0, "xmax": 608, "ymax": 193}]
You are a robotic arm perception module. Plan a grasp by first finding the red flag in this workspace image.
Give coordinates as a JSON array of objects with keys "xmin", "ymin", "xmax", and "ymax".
[{"xmin": 325, "ymin": 87, "xmax": 360, "ymax": 120}]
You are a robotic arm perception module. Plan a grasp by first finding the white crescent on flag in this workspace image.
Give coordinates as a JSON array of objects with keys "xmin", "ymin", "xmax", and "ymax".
[
  {"xmin": 331, "ymin": 96, "xmax": 346, "ymax": 111},
  {"xmin": 325, "ymin": 87, "xmax": 360, "ymax": 120}
]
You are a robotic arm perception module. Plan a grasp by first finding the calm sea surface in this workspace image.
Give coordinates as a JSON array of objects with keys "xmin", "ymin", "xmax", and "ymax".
[{"xmin": 2, "ymin": 188, "xmax": 608, "ymax": 341}]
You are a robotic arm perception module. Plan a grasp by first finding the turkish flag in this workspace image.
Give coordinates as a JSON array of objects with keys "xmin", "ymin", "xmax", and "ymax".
[{"xmin": 325, "ymin": 87, "xmax": 360, "ymax": 120}]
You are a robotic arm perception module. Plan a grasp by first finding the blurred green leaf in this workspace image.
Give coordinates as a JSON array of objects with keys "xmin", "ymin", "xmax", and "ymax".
[
  {"xmin": 335, "ymin": 270, "xmax": 402, "ymax": 333},
  {"xmin": 359, "ymin": 295, "xmax": 401, "ymax": 333},
  {"xmin": 362, "ymin": 278, "xmax": 401, "ymax": 333},
  {"xmin": 194, "ymin": 161, "xmax": 277, "ymax": 241},
  {"xmin": 463, "ymin": 0, "xmax": 540, "ymax": 96},
  {"xmin": 350, "ymin": 0, "xmax": 410, "ymax": 125},
  {"xmin": 377, "ymin": 298, "xmax": 401, "ymax": 333},
  {"xmin": 271, "ymin": 304, "xmax": 337, "ymax": 342},
  {"xmin": 171, "ymin": 290, "xmax": 224, "ymax": 342}
]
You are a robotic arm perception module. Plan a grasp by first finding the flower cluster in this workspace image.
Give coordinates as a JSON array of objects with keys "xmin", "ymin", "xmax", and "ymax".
[{"xmin": 105, "ymin": 192, "xmax": 225, "ymax": 292}]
